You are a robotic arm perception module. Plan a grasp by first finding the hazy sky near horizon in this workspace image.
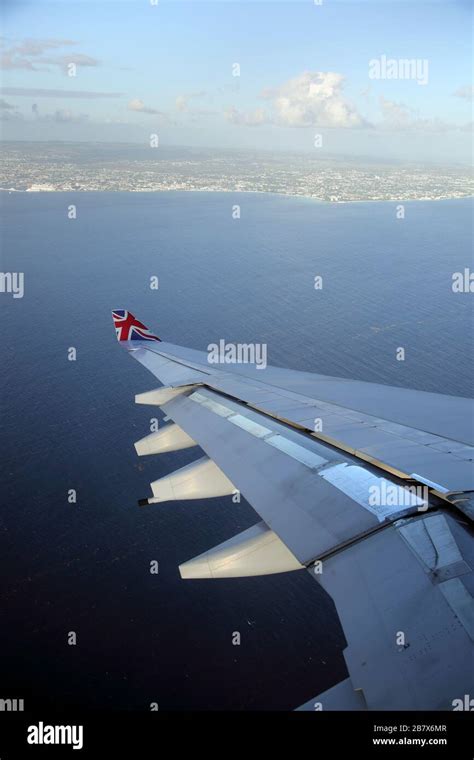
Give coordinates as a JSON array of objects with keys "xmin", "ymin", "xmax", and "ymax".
[{"xmin": 1, "ymin": 0, "xmax": 472, "ymax": 164}]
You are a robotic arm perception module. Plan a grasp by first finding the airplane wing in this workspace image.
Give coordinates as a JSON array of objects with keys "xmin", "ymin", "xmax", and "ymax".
[{"xmin": 112, "ymin": 309, "xmax": 474, "ymax": 711}]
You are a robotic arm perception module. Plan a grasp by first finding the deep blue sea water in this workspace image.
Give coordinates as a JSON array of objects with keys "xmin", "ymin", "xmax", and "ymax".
[{"xmin": 1, "ymin": 192, "xmax": 472, "ymax": 710}]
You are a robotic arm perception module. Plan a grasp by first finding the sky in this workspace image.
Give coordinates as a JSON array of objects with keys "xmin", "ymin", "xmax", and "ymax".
[{"xmin": 0, "ymin": 0, "xmax": 472, "ymax": 164}]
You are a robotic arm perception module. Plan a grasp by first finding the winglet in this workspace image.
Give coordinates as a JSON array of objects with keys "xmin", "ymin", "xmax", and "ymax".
[{"xmin": 112, "ymin": 310, "xmax": 161, "ymax": 342}]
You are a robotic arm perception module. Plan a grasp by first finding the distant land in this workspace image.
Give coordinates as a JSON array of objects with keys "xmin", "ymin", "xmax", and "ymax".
[{"xmin": 1, "ymin": 141, "xmax": 472, "ymax": 202}]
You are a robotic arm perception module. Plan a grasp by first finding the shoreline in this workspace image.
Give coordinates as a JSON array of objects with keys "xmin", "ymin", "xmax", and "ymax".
[{"xmin": 1, "ymin": 187, "xmax": 472, "ymax": 204}]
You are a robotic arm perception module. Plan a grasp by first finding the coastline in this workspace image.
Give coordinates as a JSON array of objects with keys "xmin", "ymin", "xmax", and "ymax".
[{"xmin": 1, "ymin": 187, "xmax": 473, "ymax": 204}]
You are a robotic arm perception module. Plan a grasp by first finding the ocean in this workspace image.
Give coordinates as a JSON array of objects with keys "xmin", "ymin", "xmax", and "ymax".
[{"xmin": 1, "ymin": 192, "xmax": 472, "ymax": 710}]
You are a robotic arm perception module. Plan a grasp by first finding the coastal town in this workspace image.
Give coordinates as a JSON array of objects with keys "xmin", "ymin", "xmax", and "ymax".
[{"xmin": 1, "ymin": 141, "xmax": 472, "ymax": 202}]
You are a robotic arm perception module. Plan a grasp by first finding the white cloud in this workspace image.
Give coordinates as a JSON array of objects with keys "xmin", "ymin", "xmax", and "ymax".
[
  {"xmin": 378, "ymin": 96, "xmax": 414, "ymax": 129},
  {"xmin": 128, "ymin": 98, "xmax": 162, "ymax": 116},
  {"xmin": 225, "ymin": 71, "xmax": 366, "ymax": 129},
  {"xmin": 264, "ymin": 71, "xmax": 366, "ymax": 128},
  {"xmin": 15, "ymin": 39, "xmax": 76, "ymax": 55},
  {"xmin": 175, "ymin": 91, "xmax": 207, "ymax": 112},
  {"xmin": 453, "ymin": 85, "xmax": 474, "ymax": 101},
  {"xmin": 1, "ymin": 87, "xmax": 121, "ymax": 99},
  {"xmin": 42, "ymin": 54, "xmax": 99, "ymax": 71},
  {"xmin": 0, "ymin": 38, "xmax": 98, "ymax": 72},
  {"xmin": 175, "ymin": 95, "xmax": 188, "ymax": 113},
  {"xmin": 224, "ymin": 106, "xmax": 269, "ymax": 126},
  {"xmin": 378, "ymin": 96, "xmax": 452, "ymax": 132},
  {"xmin": 222, "ymin": 71, "xmax": 470, "ymax": 135}
]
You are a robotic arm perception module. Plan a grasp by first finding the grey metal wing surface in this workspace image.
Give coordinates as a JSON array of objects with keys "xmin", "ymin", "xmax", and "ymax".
[{"xmin": 112, "ymin": 310, "xmax": 474, "ymax": 710}]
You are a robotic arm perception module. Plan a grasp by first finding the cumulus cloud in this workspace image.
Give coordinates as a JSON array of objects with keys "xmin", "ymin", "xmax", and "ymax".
[
  {"xmin": 128, "ymin": 98, "xmax": 163, "ymax": 115},
  {"xmin": 270, "ymin": 71, "xmax": 366, "ymax": 127},
  {"xmin": 378, "ymin": 96, "xmax": 452, "ymax": 132},
  {"xmin": 175, "ymin": 95, "xmax": 188, "ymax": 113},
  {"xmin": 225, "ymin": 71, "xmax": 366, "ymax": 129},
  {"xmin": 378, "ymin": 96, "xmax": 414, "ymax": 129},
  {"xmin": 175, "ymin": 91, "xmax": 207, "ymax": 112},
  {"xmin": 453, "ymin": 85, "xmax": 474, "ymax": 101},
  {"xmin": 223, "ymin": 72, "xmax": 468, "ymax": 135},
  {"xmin": 224, "ymin": 106, "xmax": 269, "ymax": 126}
]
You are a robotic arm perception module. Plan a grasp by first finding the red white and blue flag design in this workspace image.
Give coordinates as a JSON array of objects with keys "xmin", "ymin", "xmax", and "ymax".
[{"xmin": 112, "ymin": 310, "xmax": 161, "ymax": 342}]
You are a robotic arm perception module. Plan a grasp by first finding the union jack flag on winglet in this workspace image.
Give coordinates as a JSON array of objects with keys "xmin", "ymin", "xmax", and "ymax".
[{"xmin": 112, "ymin": 310, "xmax": 161, "ymax": 342}]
